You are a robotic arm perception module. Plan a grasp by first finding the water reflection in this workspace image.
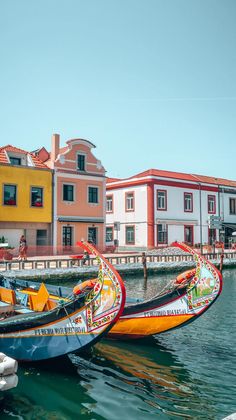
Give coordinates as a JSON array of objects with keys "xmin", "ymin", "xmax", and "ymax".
[{"xmin": 0, "ymin": 270, "xmax": 235, "ymax": 420}]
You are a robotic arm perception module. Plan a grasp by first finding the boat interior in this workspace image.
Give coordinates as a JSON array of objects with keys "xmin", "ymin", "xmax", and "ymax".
[{"xmin": 0, "ymin": 278, "xmax": 87, "ymax": 321}]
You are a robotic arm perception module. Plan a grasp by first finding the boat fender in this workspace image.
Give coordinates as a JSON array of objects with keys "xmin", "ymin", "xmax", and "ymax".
[
  {"xmin": 0, "ymin": 374, "xmax": 18, "ymax": 391},
  {"xmin": 175, "ymin": 269, "xmax": 196, "ymax": 285},
  {"xmin": 73, "ymin": 280, "xmax": 96, "ymax": 295},
  {"xmin": 0, "ymin": 353, "xmax": 18, "ymax": 376}
]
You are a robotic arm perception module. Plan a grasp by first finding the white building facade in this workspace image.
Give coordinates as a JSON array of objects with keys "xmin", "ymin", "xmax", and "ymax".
[{"xmin": 106, "ymin": 170, "xmax": 236, "ymax": 250}]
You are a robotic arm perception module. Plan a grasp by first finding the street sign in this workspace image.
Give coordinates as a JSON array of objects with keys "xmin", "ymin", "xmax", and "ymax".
[{"xmin": 208, "ymin": 215, "xmax": 222, "ymax": 229}]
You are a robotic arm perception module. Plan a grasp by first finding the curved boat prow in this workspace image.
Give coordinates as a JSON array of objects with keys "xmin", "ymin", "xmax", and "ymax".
[
  {"xmin": 172, "ymin": 242, "xmax": 223, "ymax": 313},
  {"xmin": 0, "ymin": 242, "xmax": 125, "ymax": 361},
  {"xmin": 108, "ymin": 242, "xmax": 222, "ymax": 339},
  {"xmin": 77, "ymin": 241, "xmax": 126, "ymax": 330}
]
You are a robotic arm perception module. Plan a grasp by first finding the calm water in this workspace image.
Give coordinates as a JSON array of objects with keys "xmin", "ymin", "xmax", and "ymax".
[{"xmin": 1, "ymin": 270, "xmax": 236, "ymax": 420}]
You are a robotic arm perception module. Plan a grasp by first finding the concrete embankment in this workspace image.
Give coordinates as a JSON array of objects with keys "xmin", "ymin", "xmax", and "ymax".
[{"xmin": 0, "ymin": 258, "xmax": 235, "ymax": 283}]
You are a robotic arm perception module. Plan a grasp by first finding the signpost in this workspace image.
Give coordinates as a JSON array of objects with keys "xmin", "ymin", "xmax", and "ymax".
[{"xmin": 208, "ymin": 216, "xmax": 222, "ymax": 230}]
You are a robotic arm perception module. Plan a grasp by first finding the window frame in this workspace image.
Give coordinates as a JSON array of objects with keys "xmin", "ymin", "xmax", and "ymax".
[
  {"xmin": 106, "ymin": 226, "xmax": 114, "ymax": 242},
  {"xmin": 30, "ymin": 186, "xmax": 44, "ymax": 208},
  {"xmin": 36, "ymin": 229, "xmax": 48, "ymax": 246},
  {"xmin": 208, "ymin": 195, "xmax": 216, "ymax": 214},
  {"xmin": 62, "ymin": 225, "xmax": 73, "ymax": 247},
  {"xmin": 184, "ymin": 192, "xmax": 193, "ymax": 213},
  {"xmin": 106, "ymin": 194, "xmax": 113, "ymax": 213},
  {"xmin": 88, "ymin": 186, "xmax": 99, "ymax": 204},
  {"xmin": 76, "ymin": 152, "xmax": 86, "ymax": 172},
  {"xmin": 3, "ymin": 184, "xmax": 17, "ymax": 206},
  {"xmin": 156, "ymin": 224, "xmax": 168, "ymax": 245},
  {"xmin": 125, "ymin": 225, "xmax": 135, "ymax": 245},
  {"xmin": 229, "ymin": 197, "xmax": 236, "ymax": 215},
  {"xmin": 125, "ymin": 191, "xmax": 135, "ymax": 212},
  {"xmin": 62, "ymin": 183, "xmax": 75, "ymax": 202},
  {"xmin": 156, "ymin": 190, "xmax": 167, "ymax": 211}
]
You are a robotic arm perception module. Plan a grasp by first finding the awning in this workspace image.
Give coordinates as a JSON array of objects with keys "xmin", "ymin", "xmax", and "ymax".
[
  {"xmin": 222, "ymin": 223, "xmax": 236, "ymax": 230},
  {"xmin": 57, "ymin": 217, "xmax": 104, "ymax": 223}
]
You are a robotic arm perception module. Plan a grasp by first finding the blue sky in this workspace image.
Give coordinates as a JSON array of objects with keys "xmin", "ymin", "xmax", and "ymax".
[{"xmin": 1, "ymin": 0, "xmax": 236, "ymax": 179}]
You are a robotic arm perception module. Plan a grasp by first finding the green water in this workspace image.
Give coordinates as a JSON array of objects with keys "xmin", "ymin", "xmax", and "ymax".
[{"xmin": 1, "ymin": 270, "xmax": 235, "ymax": 420}]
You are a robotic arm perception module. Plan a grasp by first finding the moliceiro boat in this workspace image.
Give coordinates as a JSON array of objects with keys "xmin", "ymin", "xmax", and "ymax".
[
  {"xmin": 0, "ymin": 242, "xmax": 125, "ymax": 361},
  {"xmin": 108, "ymin": 242, "xmax": 223, "ymax": 338}
]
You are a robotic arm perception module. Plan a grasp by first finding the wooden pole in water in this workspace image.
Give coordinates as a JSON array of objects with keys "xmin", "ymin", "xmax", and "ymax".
[
  {"xmin": 220, "ymin": 251, "xmax": 224, "ymax": 273},
  {"xmin": 142, "ymin": 252, "xmax": 147, "ymax": 280}
]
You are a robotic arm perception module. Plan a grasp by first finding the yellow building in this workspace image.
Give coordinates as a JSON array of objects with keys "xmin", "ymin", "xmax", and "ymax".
[{"xmin": 0, "ymin": 145, "xmax": 52, "ymax": 250}]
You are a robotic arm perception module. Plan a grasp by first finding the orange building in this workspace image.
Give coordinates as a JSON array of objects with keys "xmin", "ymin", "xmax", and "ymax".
[{"xmin": 42, "ymin": 134, "xmax": 106, "ymax": 252}]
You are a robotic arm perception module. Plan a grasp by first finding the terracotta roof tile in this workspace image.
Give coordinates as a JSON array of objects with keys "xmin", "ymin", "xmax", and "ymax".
[
  {"xmin": 0, "ymin": 145, "xmax": 49, "ymax": 169},
  {"xmin": 107, "ymin": 168, "xmax": 236, "ymax": 188}
]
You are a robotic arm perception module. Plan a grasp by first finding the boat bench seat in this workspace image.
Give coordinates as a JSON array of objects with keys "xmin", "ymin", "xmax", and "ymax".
[{"xmin": 0, "ymin": 287, "xmax": 16, "ymax": 305}]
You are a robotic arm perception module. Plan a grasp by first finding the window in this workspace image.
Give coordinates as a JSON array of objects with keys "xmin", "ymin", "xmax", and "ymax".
[
  {"xmin": 63, "ymin": 184, "xmax": 74, "ymax": 201},
  {"xmin": 125, "ymin": 192, "xmax": 134, "ymax": 211},
  {"xmin": 88, "ymin": 187, "xmax": 98, "ymax": 204},
  {"xmin": 9, "ymin": 157, "xmax": 21, "ymax": 165},
  {"xmin": 31, "ymin": 187, "xmax": 43, "ymax": 207},
  {"xmin": 184, "ymin": 192, "xmax": 193, "ymax": 212},
  {"xmin": 77, "ymin": 154, "xmax": 85, "ymax": 171},
  {"xmin": 106, "ymin": 227, "xmax": 113, "ymax": 242},
  {"xmin": 208, "ymin": 195, "xmax": 216, "ymax": 214},
  {"xmin": 3, "ymin": 184, "xmax": 17, "ymax": 205},
  {"xmin": 63, "ymin": 226, "xmax": 73, "ymax": 247},
  {"xmin": 229, "ymin": 198, "xmax": 236, "ymax": 215},
  {"xmin": 184, "ymin": 225, "xmax": 194, "ymax": 245},
  {"xmin": 106, "ymin": 195, "xmax": 113, "ymax": 212},
  {"xmin": 157, "ymin": 190, "xmax": 167, "ymax": 210},
  {"xmin": 36, "ymin": 230, "xmax": 47, "ymax": 246},
  {"xmin": 157, "ymin": 224, "xmax": 168, "ymax": 244},
  {"xmin": 125, "ymin": 226, "xmax": 135, "ymax": 244}
]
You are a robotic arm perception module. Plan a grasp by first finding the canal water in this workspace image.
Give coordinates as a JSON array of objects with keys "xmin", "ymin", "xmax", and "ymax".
[{"xmin": 1, "ymin": 269, "xmax": 235, "ymax": 420}]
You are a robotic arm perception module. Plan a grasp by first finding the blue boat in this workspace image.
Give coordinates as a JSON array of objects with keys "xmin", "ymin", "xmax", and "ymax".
[{"xmin": 0, "ymin": 242, "xmax": 126, "ymax": 361}]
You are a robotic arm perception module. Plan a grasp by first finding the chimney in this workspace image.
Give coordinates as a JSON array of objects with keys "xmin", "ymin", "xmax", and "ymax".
[{"xmin": 51, "ymin": 134, "xmax": 60, "ymax": 167}]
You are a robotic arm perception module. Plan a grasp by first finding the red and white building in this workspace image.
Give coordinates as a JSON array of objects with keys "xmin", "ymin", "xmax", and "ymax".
[{"xmin": 106, "ymin": 169, "xmax": 236, "ymax": 250}]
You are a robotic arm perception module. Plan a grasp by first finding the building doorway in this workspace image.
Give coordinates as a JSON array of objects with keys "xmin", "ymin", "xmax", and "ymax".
[
  {"xmin": 208, "ymin": 228, "xmax": 216, "ymax": 246},
  {"xmin": 88, "ymin": 227, "xmax": 97, "ymax": 245},
  {"xmin": 184, "ymin": 225, "xmax": 194, "ymax": 246},
  {"xmin": 62, "ymin": 226, "xmax": 73, "ymax": 247}
]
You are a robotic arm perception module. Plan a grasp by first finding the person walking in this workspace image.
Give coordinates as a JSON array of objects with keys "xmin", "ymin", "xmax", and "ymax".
[{"xmin": 18, "ymin": 235, "xmax": 28, "ymax": 260}]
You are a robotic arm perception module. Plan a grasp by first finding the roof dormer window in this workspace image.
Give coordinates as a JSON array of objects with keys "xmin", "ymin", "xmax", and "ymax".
[
  {"xmin": 9, "ymin": 157, "xmax": 21, "ymax": 165},
  {"xmin": 8, "ymin": 152, "xmax": 29, "ymax": 166}
]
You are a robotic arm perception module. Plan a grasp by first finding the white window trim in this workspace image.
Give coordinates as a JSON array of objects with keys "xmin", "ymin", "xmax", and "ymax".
[
  {"xmin": 76, "ymin": 151, "xmax": 87, "ymax": 172},
  {"xmin": 30, "ymin": 186, "xmax": 44, "ymax": 208},
  {"xmin": 88, "ymin": 185, "xmax": 99, "ymax": 205},
  {"xmin": 62, "ymin": 182, "xmax": 76, "ymax": 203},
  {"xmin": 106, "ymin": 195, "xmax": 113, "ymax": 212}
]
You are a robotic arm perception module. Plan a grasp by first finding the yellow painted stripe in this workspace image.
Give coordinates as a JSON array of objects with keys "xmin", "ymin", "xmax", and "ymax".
[{"xmin": 109, "ymin": 314, "xmax": 194, "ymax": 336}]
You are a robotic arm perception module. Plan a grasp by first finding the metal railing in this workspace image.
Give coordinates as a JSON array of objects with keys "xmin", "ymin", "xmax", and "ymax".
[{"xmin": 0, "ymin": 251, "xmax": 236, "ymax": 272}]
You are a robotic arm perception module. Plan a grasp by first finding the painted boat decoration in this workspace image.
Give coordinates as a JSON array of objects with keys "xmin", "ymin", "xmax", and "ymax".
[
  {"xmin": 0, "ymin": 242, "xmax": 125, "ymax": 361},
  {"xmin": 108, "ymin": 242, "xmax": 223, "ymax": 339}
]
